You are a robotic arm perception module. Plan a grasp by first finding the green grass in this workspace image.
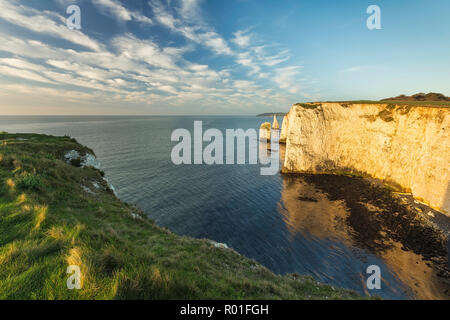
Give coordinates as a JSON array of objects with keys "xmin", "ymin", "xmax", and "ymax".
[
  {"xmin": 260, "ymin": 122, "xmax": 271, "ymax": 130},
  {"xmin": 0, "ymin": 133, "xmax": 364, "ymax": 300},
  {"xmin": 294, "ymin": 103, "xmax": 322, "ymax": 109},
  {"xmin": 313, "ymin": 100, "xmax": 450, "ymax": 108}
]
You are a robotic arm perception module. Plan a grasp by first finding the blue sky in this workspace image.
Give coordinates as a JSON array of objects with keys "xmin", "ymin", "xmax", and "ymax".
[{"xmin": 0, "ymin": 0, "xmax": 449, "ymax": 115}]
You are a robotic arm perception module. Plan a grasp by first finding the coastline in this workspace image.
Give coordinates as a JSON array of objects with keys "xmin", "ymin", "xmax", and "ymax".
[{"xmin": 0, "ymin": 132, "xmax": 363, "ymax": 299}]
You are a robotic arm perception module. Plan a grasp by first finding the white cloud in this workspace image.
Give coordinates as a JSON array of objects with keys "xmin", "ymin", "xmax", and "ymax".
[
  {"xmin": 0, "ymin": 0, "xmax": 102, "ymax": 51},
  {"xmin": 0, "ymin": 65, "xmax": 54, "ymax": 84},
  {"xmin": 273, "ymin": 66, "xmax": 303, "ymax": 92},
  {"xmin": 262, "ymin": 50, "xmax": 290, "ymax": 67},
  {"xmin": 92, "ymin": 0, "xmax": 153, "ymax": 24},
  {"xmin": 178, "ymin": 0, "xmax": 202, "ymax": 20},
  {"xmin": 0, "ymin": 58, "xmax": 45, "ymax": 72},
  {"xmin": 147, "ymin": 0, "xmax": 310, "ymax": 98},
  {"xmin": 149, "ymin": 0, "xmax": 233, "ymax": 55},
  {"xmin": 340, "ymin": 65, "xmax": 371, "ymax": 73},
  {"xmin": 0, "ymin": 1, "xmax": 313, "ymax": 114},
  {"xmin": 232, "ymin": 30, "xmax": 251, "ymax": 48}
]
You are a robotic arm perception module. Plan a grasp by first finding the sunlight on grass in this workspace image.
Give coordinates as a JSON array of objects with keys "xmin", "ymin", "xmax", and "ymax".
[
  {"xmin": 17, "ymin": 193, "xmax": 27, "ymax": 204},
  {"xmin": 6, "ymin": 178, "xmax": 15, "ymax": 189},
  {"xmin": 47, "ymin": 226, "xmax": 66, "ymax": 242},
  {"xmin": 153, "ymin": 267, "xmax": 170, "ymax": 287},
  {"xmin": 0, "ymin": 243, "xmax": 19, "ymax": 264},
  {"xmin": 33, "ymin": 205, "xmax": 47, "ymax": 230},
  {"xmin": 67, "ymin": 247, "xmax": 83, "ymax": 267},
  {"xmin": 12, "ymin": 159, "xmax": 22, "ymax": 172}
]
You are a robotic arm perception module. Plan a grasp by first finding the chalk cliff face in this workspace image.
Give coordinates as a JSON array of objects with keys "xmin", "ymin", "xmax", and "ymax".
[
  {"xmin": 280, "ymin": 115, "xmax": 289, "ymax": 144},
  {"xmin": 282, "ymin": 102, "xmax": 450, "ymax": 214}
]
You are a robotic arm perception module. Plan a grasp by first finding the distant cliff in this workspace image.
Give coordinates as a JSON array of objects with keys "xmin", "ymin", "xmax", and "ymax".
[{"xmin": 281, "ymin": 103, "xmax": 450, "ymax": 214}]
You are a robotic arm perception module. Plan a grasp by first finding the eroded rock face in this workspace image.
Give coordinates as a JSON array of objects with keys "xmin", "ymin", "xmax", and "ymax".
[
  {"xmin": 282, "ymin": 102, "xmax": 450, "ymax": 214},
  {"xmin": 280, "ymin": 115, "xmax": 289, "ymax": 143},
  {"xmin": 64, "ymin": 150, "xmax": 101, "ymax": 169}
]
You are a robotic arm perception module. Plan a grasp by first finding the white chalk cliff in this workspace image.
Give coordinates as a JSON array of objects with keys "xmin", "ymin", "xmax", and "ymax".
[
  {"xmin": 280, "ymin": 115, "xmax": 289, "ymax": 143},
  {"xmin": 272, "ymin": 114, "xmax": 280, "ymax": 129},
  {"xmin": 281, "ymin": 102, "xmax": 450, "ymax": 214}
]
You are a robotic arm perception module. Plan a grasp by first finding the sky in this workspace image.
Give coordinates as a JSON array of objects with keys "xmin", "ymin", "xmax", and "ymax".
[{"xmin": 0, "ymin": 0, "xmax": 449, "ymax": 115}]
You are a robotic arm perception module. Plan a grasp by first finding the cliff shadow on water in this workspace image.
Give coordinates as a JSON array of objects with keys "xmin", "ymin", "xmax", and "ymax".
[{"xmin": 279, "ymin": 173, "xmax": 450, "ymax": 299}]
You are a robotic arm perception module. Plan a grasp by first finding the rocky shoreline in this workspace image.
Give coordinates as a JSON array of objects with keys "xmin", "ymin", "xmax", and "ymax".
[{"xmin": 286, "ymin": 173, "xmax": 450, "ymax": 298}]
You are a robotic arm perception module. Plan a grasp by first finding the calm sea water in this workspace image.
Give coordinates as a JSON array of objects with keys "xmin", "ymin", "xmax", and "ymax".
[{"xmin": 1, "ymin": 115, "xmax": 446, "ymax": 299}]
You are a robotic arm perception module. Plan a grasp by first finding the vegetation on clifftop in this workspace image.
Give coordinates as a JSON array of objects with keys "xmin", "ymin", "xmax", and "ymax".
[
  {"xmin": 0, "ymin": 133, "xmax": 362, "ymax": 300},
  {"xmin": 256, "ymin": 113, "xmax": 287, "ymax": 117},
  {"xmin": 294, "ymin": 98, "xmax": 450, "ymax": 108},
  {"xmin": 260, "ymin": 122, "xmax": 271, "ymax": 130},
  {"xmin": 381, "ymin": 92, "xmax": 450, "ymax": 102}
]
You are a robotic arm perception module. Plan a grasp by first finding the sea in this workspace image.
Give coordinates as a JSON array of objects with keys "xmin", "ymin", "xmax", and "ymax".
[{"xmin": 1, "ymin": 115, "xmax": 447, "ymax": 299}]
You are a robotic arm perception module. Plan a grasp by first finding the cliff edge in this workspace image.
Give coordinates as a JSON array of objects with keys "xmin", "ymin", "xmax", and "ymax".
[
  {"xmin": 0, "ymin": 133, "xmax": 360, "ymax": 299},
  {"xmin": 281, "ymin": 102, "xmax": 450, "ymax": 214}
]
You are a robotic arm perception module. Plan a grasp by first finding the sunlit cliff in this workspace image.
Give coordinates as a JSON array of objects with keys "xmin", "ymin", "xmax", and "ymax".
[{"xmin": 281, "ymin": 102, "xmax": 450, "ymax": 214}]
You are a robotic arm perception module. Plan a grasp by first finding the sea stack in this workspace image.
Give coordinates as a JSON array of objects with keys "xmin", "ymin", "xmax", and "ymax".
[
  {"xmin": 272, "ymin": 114, "xmax": 280, "ymax": 130},
  {"xmin": 259, "ymin": 122, "xmax": 271, "ymax": 142}
]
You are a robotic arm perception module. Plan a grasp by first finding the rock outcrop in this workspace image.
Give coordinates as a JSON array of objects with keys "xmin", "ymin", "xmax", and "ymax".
[
  {"xmin": 259, "ymin": 122, "xmax": 271, "ymax": 141},
  {"xmin": 64, "ymin": 150, "xmax": 101, "ymax": 169},
  {"xmin": 272, "ymin": 115, "xmax": 280, "ymax": 129},
  {"xmin": 282, "ymin": 102, "xmax": 450, "ymax": 214}
]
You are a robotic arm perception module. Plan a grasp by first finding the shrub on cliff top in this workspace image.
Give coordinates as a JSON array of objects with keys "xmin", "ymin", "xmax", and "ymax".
[{"xmin": 16, "ymin": 172, "xmax": 43, "ymax": 191}]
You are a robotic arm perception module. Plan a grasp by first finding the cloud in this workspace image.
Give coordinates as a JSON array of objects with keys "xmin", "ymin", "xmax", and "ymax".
[
  {"xmin": 340, "ymin": 65, "xmax": 371, "ymax": 73},
  {"xmin": 232, "ymin": 30, "xmax": 252, "ymax": 48},
  {"xmin": 0, "ymin": 0, "xmax": 102, "ymax": 51},
  {"xmin": 92, "ymin": 0, "xmax": 153, "ymax": 24},
  {"xmin": 262, "ymin": 50, "xmax": 290, "ymax": 67},
  {"xmin": 0, "ymin": 30, "xmax": 232, "ymax": 104},
  {"xmin": 0, "ymin": 58, "xmax": 46, "ymax": 72},
  {"xmin": 273, "ymin": 66, "xmax": 303, "ymax": 93},
  {"xmin": 149, "ymin": 0, "xmax": 233, "ymax": 55},
  {"xmin": 111, "ymin": 34, "xmax": 183, "ymax": 70},
  {"xmin": 0, "ymin": 65, "xmax": 54, "ymax": 84},
  {"xmin": 147, "ymin": 1, "xmax": 309, "ymax": 96},
  {"xmin": 0, "ymin": 1, "xmax": 313, "ymax": 114},
  {"xmin": 178, "ymin": 0, "xmax": 202, "ymax": 20}
]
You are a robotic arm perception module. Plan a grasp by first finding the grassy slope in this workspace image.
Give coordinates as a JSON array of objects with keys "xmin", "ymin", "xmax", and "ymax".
[{"xmin": 0, "ymin": 133, "xmax": 362, "ymax": 300}]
